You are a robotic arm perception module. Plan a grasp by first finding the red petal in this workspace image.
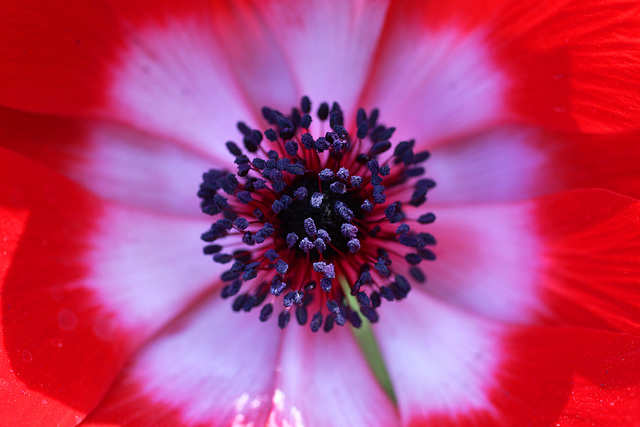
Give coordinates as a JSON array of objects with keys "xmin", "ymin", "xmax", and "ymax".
[
  {"xmin": 0, "ymin": 2, "xmax": 117, "ymax": 115},
  {"xmin": 0, "ymin": 149, "xmax": 221, "ymax": 425},
  {"xmin": 267, "ymin": 324, "xmax": 399, "ymax": 427},
  {"xmin": 0, "ymin": 107, "xmax": 218, "ymax": 215},
  {"xmin": 0, "ymin": 1, "xmax": 254, "ymax": 155},
  {"xmin": 376, "ymin": 293, "xmax": 640, "ymax": 425},
  {"xmin": 365, "ymin": 0, "xmax": 640, "ymax": 138},
  {"xmin": 0, "ymin": 149, "xmax": 130, "ymax": 425},
  {"xmin": 413, "ymin": 189, "xmax": 640, "ymax": 333},
  {"xmin": 428, "ymin": 126, "xmax": 640, "ymax": 203},
  {"xmin": 0, "ymin": 1, "xmax": 207, "ymax": 115},
  {"xmin": 557, "ymin": 373, "xmax": 640, "ymax": 426},
  {"xmin": 494, "ymin": 327, "xmax": 640, "ymax": 426},
  {"xmin": 535, "ymin": 189, "xmax": 640, "ymax": 335},
  {"xmin": 491, "ymin": 0, "xmax": 640, "ymax": 132},
  {"xmin": 81, "ymin": 297, "xmax": 282, "ymax": 427}
]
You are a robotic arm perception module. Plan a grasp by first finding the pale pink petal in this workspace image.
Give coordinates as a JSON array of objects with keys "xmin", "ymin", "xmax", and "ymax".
[
  {"xmin": 376, "ymin": 296, "xmax": 640, "ymax": 425},
  {"xmin": 420, "ymin": 201, "xmax": 545, "ymax": 323},
  {"xmin": 0, "ymin": 107, "xmax": 218, "ymax": 216},
  {"xmin": 426, "ymin": 125, "xmax": 640, "ymax": 204},
  {"xmin": 210, "ymin": 1, "xmax": 299, "ymax": 112},
  {"xmin": 415, "ymin": 189, "xmax": 640, "ymax": 335},
  {"xmin": 427, "ymin": 126, "xmax": 547, "ymax": 204},
  {"xmin": 362, "ymin": 16, "xmax": 507, "ymax": 144},
  {"xmin": 81, "ymin": 297, "xmax": 281, "ymax": 427},
  {"xmin": 267, "ymin": 325, "xmax": 399, "ymax": 427},
  {"xmin": 87, "ymin": 204, "xmax": 221, "ymax": 335},
  {"xmin": 374, "ymin": 292, "xmax": 501, "ymax": 424},
  {"xmin": 108, "ymin": 6, "xmax": 258, "ymax": 156},
  {"xmin": 248, "ymin": 0, "xmax": 391, "ymax": 118}
]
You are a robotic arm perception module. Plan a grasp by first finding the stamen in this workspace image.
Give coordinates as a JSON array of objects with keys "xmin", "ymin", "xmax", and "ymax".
[{"xmin": 198, "ymin": 96, "xmax": 436, "ymax": 331}]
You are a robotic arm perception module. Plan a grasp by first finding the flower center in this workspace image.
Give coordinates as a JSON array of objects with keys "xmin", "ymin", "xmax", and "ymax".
[{"xmin": 198, "ymin": 97, "xmax": 436, "ymax": 332}]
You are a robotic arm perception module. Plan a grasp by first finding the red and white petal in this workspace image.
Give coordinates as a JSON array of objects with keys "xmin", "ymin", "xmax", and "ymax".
[
  {"xmin": 209, "ymin": 0, "xmax": 300, "ymax": 113},
  {"xmin": 421, "ymin": 189, "xmax": 640, "ymax": 335},
  {"xmin": 364, "ymin": 0, "xmax": 640, "ymax": 141},
  {"xmin": 267, "ymin": 324, "xmax": 399, "ymax": 427},
  {"xmin": 374, "ymin": 293, "xmax": 502, "ymax": 425},
  {"xmin": 375, "ymin": 295, "xmax": 640, "ymax": 425},
  {"xmin": 0, "ymin": 149, "xmax": 219, "ymax": 425},
  {"xmin": 81, "ymin": 297, "xmax": 281, "ymax": 427},
  {"xmin": 427, "ymin": 126, "xmax": 640, "ymax": 204},
  {"xmin": 426, "ymin": 126, "xmax": 546, "ymax": 204},
  {"xmin": 361, "ymin": 2, "xmax": 508, "ymax": 144},
  {"xmin": 107, "ymin": 2, "xmax": 258, "ymax": 154},
  {"xmin": 0, "ymin": 1, "xmax": 255, "ymax": 156},
  {"xmin": 245, "ymin": 0, "xmax": 391, "ymax": 119},
  {"xmin": 0, "ymin": 107, "xmax": 218, "ymax": 216},
  {"xmin": 533, "ymin": 189, "xmax": 640, "ymax": 335},
  {"xmin": 488, "ymin": 0, "xmax": 640, "ymax": 133},
  {"xmin": 421, "ymin": 201, "xmax": 545, "ymax": 324}
]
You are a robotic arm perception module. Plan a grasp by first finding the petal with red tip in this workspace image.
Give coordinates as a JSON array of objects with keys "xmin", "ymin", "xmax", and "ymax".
[
  {"xmin": 534, "ymin": 189, "xmax": 640, "ymax": 335},
  {"xmin": 267, "ymin": 324, "xmax": 399, "ymax": 427},
  {"xmin": 0, "ymin": 149, "xmax": 220, "ymax": 425},
  {"xmin": 0, "ymin": 1, "xmax": 254, "ymax": 156},
  {"xmin": 374, "ymin": 293, "xmax": 502, "ymax": 425},
  {"xmin": 0, "ymin": 107, "xmax": 218, "ymax": 216},
  {"xmin": 420, "ymin": 201, "xmax": 545, "ymax": 323},
  {"xmin": 0, "ymin": 149, "xmax": 126, "ymax": 426},
  {"xmin": 365, "ymin": 0, "xmax": 640, "ymax": 139},
  {"xmin": 244, "ymin": 0, "xmax": 391, "ymax": 118},
  {"xmin": 209, "ymin": 0, "xmax": 299, "ymax": 112},
  {"xmin": 421, "ymin": 190, "xmax": 640, "ymax": 334},
  {"xmin": 428, "ymin": 126, "xmax": 640, "ymax": 203},
  {"xmin": 376, "ymin": 294, "xmax": 640, "ymax": 425},
  {"xmin": 81, "ymin": 297, "xmax": 281, "ymax": 427},
  {"xmin": 108, "ymin": 4, "xmax": 257, "ymax": 155},
  {"xmin": 362, "ymin": 2, "xmax": 508, "ymax": 144}
]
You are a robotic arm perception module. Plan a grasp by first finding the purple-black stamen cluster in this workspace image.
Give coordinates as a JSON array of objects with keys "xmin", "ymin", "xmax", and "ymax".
[{"xmin": 197, "ymin": 96, "xmax": 437, "ymax": 332}]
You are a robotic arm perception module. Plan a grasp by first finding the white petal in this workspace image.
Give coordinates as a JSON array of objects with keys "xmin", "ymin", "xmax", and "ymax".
[
  {"xmin": 110, "ymin": 14, "xmax": 256, "ymax": 157},
  {"xmin": 251, "ymin": 0, "xmax": 391, "ymax": 117},
  {"xmin": 267, "ymin": 324, "xmax": 399, "ymax": 427},
  {"xmin": 82, "ymin": 297, "xmax": 281, "ymax": 426},
  {"xmin": 87, "ymin": 203, "xmax": 220, "ymax": 335},
  {"xmin": 363, "ymin": 27, "xmax": 507, "ymax": 145},
  {"xmin": 375, "ymin": 293, "xmax": 501, "ymax": 423}
]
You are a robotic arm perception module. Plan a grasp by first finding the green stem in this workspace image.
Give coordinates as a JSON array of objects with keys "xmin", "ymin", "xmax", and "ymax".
[{"xmin": 339, "ymin": 276, "xmax": 397, "ymax": 403}]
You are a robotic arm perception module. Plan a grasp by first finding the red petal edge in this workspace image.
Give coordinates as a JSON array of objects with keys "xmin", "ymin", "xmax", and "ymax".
[
  {"xmin": 0, "ymin": 148, "xmax": 132, "ymax": 426},
  {"xmin": 0, "ymin": 0, "xmax": 213, "ymax": 116},
  {"xmin": 376, "ymin": 0, "xmax": 640, "ymax": 133}
]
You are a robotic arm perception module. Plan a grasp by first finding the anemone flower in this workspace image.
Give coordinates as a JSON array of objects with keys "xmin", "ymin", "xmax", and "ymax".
[{"xmin": 2, "ymin": 1, "xmax": 640, "ymax": 426}]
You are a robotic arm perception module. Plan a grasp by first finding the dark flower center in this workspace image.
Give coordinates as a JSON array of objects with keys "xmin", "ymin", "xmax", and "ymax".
[
  {"xmin": 198, "ymin": 97, "xmax": 436, "ymax": 332},
  {"xmin": 276, "ymin": 175, "xmax": 364, "ymax": 261}
]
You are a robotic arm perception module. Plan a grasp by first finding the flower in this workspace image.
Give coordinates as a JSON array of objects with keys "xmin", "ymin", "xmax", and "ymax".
[{"xmin": 1, "ymin": 0, "xmax": 640, "ymax": 426}]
